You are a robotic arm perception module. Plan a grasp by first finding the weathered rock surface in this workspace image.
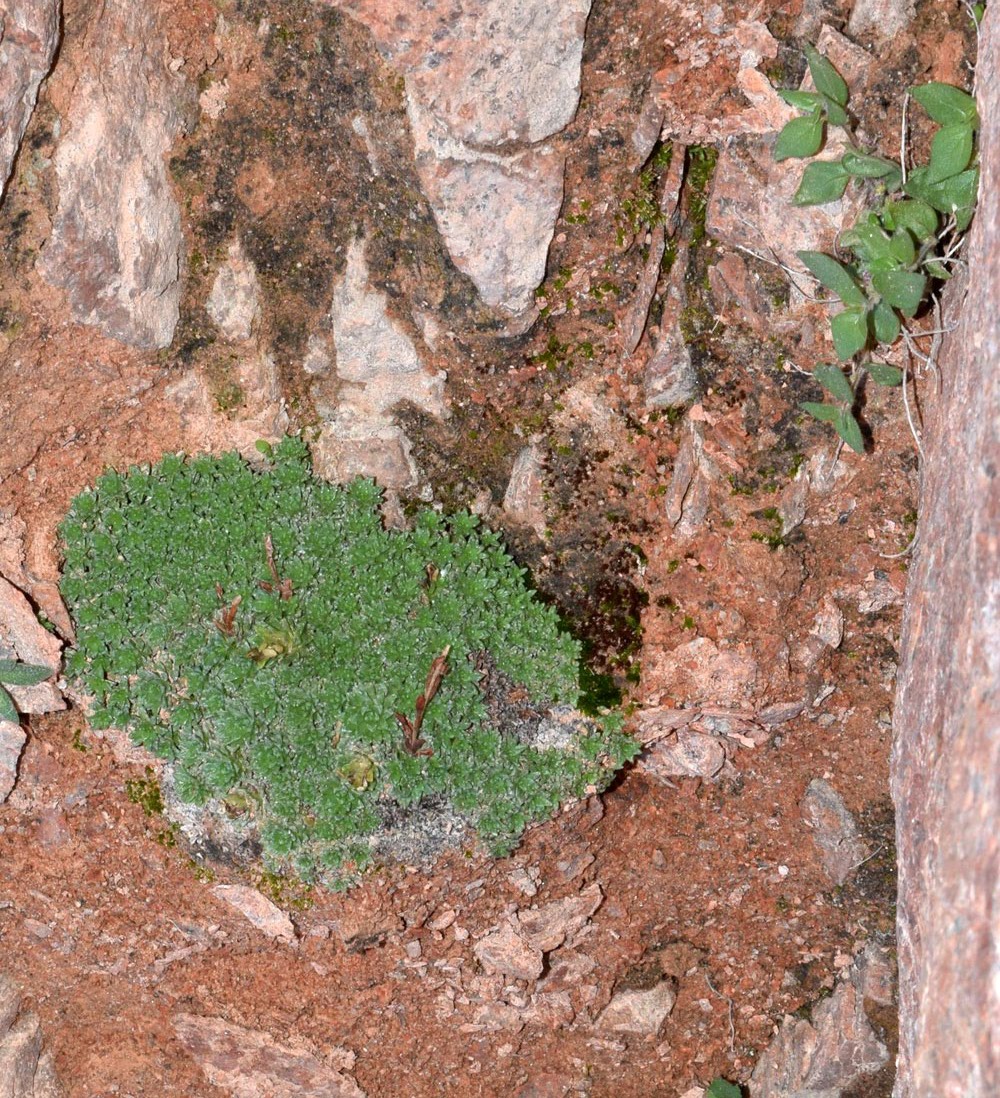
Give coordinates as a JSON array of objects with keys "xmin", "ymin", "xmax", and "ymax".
[
  {"xmin": 172, "ymin": 1013, "xmax": 365, "ymax": 1098},
  {"xmin": 891, "ymin": 13, "xmax": 1000, "ymax": 1094},
  {"xmin": 644, "ymin": 238, "xmax": 698, "ymax": 409},
  {"xmin": 647, "ymin": 637, "xmax": 758, "ymax": 708},
  {"xmin": 312, "ymin": 239, "xmax": 445, "ymax": 489},
  {"xmin": 750, "ymin": 942, "xmax": 892, "ymax": 1097},
  {"xmin": 706, "ymin": 27, "xmax": 871, "ymax": 289},
  {"xmin": 0, "ymin": 974, "xmax": 62, "ymax": 1097},
  {"xmin": 801, "ymin": 779, "xmax": 867, "ymax": 885},
  {"xmin": 0, "ymin": 575, "xmax": 62, "ymax": 715},
  {"xmin": 327, "ymin": 0, "xmax": 590, "ymax": 316},
  {"xmin": 207, "ymin": 239, "xmax": 261, "ymax": 343},
  {"xmin": 39, "ymin": 0, "xmax": 192, "ymax": 349},
  {"xmin": 164, "ymin": 353, "xmax": 288, "ymax": 458},
  {"xmin": 0, "ymin": 0, "xmax": 60, "ymax": 202}
]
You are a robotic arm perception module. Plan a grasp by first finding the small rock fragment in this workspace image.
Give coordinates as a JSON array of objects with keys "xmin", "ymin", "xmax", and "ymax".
[
  {"xmin": 644, "ymin": 239, "xmax": 698, "ymax": 409},
  {"xmin": 206, "ymin": 239, "xmax": 261, "ymax": 342},
  {"xmin": 517, "ymin": 882, "xmax": 603, "ymax": 952},
  {"xmin": 750, "ymin": 944, "xmax": 889, "ymax": 1096},
  {"xmin": 0, "ymin": 576, "xmax": 63, "ymax": 715},
  {"xmin": 211, "ymin": 884, "xmax": 296, "ymax": 943},
  {"xmin": 641, "ymin": 730, "xmax": 727, "ymax": 782},
  {"xmin": 759, "ymin": 700, "xmax": 806, "ymax": 727},
  {"xmin": 503, "ymin": 444, "xmax": 548, "ymax": 537},
  {"xmin": 474, "ymin": 922, "xmax": 544, "ymax": 982},
  {"xmin": 0, "ymin": 722, "xmax": 26, "ymax": 805},
  {"xmin": 848, "ymin": 0, "xmax": 916, "ymax": 43},
  {"xmin": 802, "ymin": 779, "xmax": 868, "ymax": 885},
  {"xmin": 596, "ymin": 980, "xmax": 676, "ymax": 1034}
]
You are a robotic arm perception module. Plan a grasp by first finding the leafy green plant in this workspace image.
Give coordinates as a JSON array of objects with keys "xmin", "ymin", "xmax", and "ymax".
[
  {"xmin": 59, "ymin": 437, "xmax": 636, "ymax": 883},
  {"xmin": 0, "ymin": 659, "xmax": 52, "ymax": 722},
  {"xmin": 705, "ymin": 1079, "xmax": 742, "ymax": 1098},
  {"xmin": 774, "ymin": 47, "xmax": 980, "ymax": 451}
]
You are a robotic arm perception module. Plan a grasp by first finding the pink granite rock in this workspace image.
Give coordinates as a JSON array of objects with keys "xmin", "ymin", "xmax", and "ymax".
[
  {"xmin": 39, "ymin": 0, "xmax": 193, "ymax": 349},
  {"xmin": 0, "ymin": 0, "xmax": 59, "ymax": 202},
  {"xmin": 891, "ymin": 18, "xmax": 1000, "ymax": 1094}
]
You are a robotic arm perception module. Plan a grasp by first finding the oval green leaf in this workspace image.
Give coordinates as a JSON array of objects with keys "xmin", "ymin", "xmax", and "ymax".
[
  {"xmin": 778, "ymin": 89, "xmax": 824, "ymax": 112},
  {"xmin": 814, "ymin": 362, "xmax": 855, "ymax": 402},
  {"xmin": 805, "ymin": 45, "xmax": 849, "ymax": 107},
  {"xmin": 910, "ymin": 82, "xmax": 978, "ymax": 127},
  {"xmin": 793, "ymin": 160, "xmax": 851, "ymax": 205},
  {"xmin": 775, "ymin": 111, "xmax": 824, "ymax": 161},
  {"xmin": 926, "ymin": 123, "xmax": 974, "ymax": 185},
  {"xmin": 831, "ymin": 307, "xmax": 869, "ymax": 360},
  {"xmin": 797, "ymin": 250, "xmax": 866, "ymax": 306},
  {"xmin": 0, "ymin": 686, "xmax": 18, "ymax": 722},
  {"xmin": 801, "ymin": 401, "xmax": 841, "ymax": 423},
  {"xmin": 842, "ymin": 149, "xmax": 898, "ymax": 179},
  {"xmin": 835, "ymin": 409, "xmax": 865, "ymax": 453},
  {"xmin": 868, "ymin": 362, "xmax": 903, "ymax": 386},
  {"xmin": 871, "ymin": 300, "xmax": 902, "ymax": 344},
  {"xmin": 872, "ymin": 269, "xmax": 926, "ymax": 316},
  {"xmin": 888, "ymin": 230, "xmax": 917, "ymax": 267},
  {"xmin": 0, "ymin": 660, "xmax": 52, "ymax": 686}
]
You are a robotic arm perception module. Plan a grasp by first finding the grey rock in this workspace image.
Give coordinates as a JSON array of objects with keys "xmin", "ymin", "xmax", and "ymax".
[
  {"xmin": 0, "ymin": 1014, "xmax": 42, "ymax": 1098},
  {"xmin": 0, "ymin": 721, "xmax": 26, "ymax": 805},
  {"xmin": 802, "ymin": 779, "xmax": 867, "ymax": 885},
  {"xmin": 39, "ymin": 0, "xmax": 192, "ymax": 349},
  {"xmin": 312, "ymin": 239, "xmax": 445, "ymax": 489},
  {"xmin": 0, "ymin": 974, "xmax": 19, "ymax": 1037},
  {"xmin": 0, "ymin": 0, "xmax": 60, "ymax": 202},
  {"xmin": 596, "ymin": 980, "xmax": 676, "ymax": 1035},
  {"xmin": 644, "ymin": 239, "xmax": 698, "ymax": 409},
  {"xmin": 641, "ymin": 729, "xmax": 727, "ymax": 782},
  {"xmin": 406, "ymin": 100, "xmax": 566, "ymax": 315},
  {"xmin": 0, "ymin": 575, "xmax": 62, "ymax": 715},
  {"xmin": 848, "ymin": 0, "xmax": 916, "ymax": 42},
  {"xmin": 331, "ymin": 0, "xmax": 589, "ymax": 316},
  {"xmin": 172, "ymin": 1013, "xmax": 365, "ymax": 1098},
  {"xmin": 503, "ymin": 443, "xmax": 548, "ymax": 537},
  {"xmin": 207, "ymin": 239, "xmax": 261, "ymax": 342},
  {"xmin": 750, "ymin": 944, "xmax": 890, "ymax": 1097},
  {"xmin": 336, "ymin": 0, "xmax": 590, "ymax": 148}
]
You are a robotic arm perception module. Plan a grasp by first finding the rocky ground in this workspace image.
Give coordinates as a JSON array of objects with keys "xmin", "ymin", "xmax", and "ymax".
[{"xmin": 0, "ymin": 0, "xmax": 979, "ymax": 1094}]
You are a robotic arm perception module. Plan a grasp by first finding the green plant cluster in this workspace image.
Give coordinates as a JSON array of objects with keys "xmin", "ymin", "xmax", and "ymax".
[
  {"xmin": 774, "ymin": 47, "xmax": 979, "ymax": 451},
  {"xmin": 0, "ymin": 659, "xmax": 51, "ymax": 722},
  {"xmin": 59, "ymin": 438, "xmax": 635, "ymax": 881}
]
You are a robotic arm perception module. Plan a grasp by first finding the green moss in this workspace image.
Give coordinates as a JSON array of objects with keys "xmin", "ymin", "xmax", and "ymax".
[
  {"xmin": 60, "ymin": 438, "xmax": 636, "ymax": 883},
  {"xmin": 125, "ymin": 767, "xmax": 165, "ymax": 816}
]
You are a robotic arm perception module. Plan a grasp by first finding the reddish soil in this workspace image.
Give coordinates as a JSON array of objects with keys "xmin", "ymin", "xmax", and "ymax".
[{"xmin": 0, "ymin": 0, "xmax": 978, "ymax": 1094}]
